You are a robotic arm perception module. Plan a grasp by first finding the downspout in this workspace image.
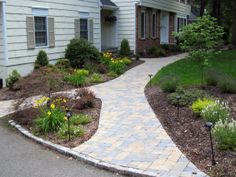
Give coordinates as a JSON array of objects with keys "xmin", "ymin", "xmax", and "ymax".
[
  {"xmin": 2, "ymin": 1, "xmax": 8, "ymax": 66},
  {"xmin": 134, "ymin": 2, "xmax": 141, "ymax": 55}
]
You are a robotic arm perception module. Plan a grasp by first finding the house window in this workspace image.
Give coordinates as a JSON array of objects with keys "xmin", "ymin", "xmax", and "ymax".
[
  {"xmin": 152, "ymin": 13, "xmax": 157, "ymax": 38},
  {"xmin": 34, "ymin": 16, "xmax": 48, "ymax": 47},
  {"xmin": 141, "ymin": 11, "xmax": 146, "ymax": 39},
  {"xmin": 177, "ymin": 17, "xmax": 187, "ymax": 32},
  {"xmin": 80, "ymin": 19, "xmax": 88, "ymax": 40}
]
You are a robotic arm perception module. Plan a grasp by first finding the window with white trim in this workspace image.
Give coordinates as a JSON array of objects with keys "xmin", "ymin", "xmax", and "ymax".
[
  {"xmin": 152, "ymin": 13, "xmax": 157, "ymax": 38},
  {"xmin": 80, "ymin": 19, "xmax": 88, "ymax": 40},
  {"xmin": 141, "ymin": 11, "xmax": 146, "ymax": 39},
  {"xmin": 177, "ymin": 17, "xmax": 187, "ymax": 32},
  {"xmin": 34, "ymin": 17, "xmax": 48, "ymax": 47}
]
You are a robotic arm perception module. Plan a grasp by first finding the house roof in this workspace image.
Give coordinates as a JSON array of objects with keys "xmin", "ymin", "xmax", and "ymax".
[{"xmin": 100, "ymin": 0, "xmax": 118, "ymax": 9}]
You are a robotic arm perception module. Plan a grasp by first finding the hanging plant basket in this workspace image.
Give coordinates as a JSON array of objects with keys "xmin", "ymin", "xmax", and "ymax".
[{"xmin": 104, "ymin": 16, "xmax": 117, "ymax": 23}]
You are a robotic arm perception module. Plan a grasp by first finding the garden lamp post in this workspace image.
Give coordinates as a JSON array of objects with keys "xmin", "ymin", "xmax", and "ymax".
[
  {"xmin": 176, "ymin": 95, "xmax": 181, "ymax": 119},
  {"xmin": 149, "ymin": 74, "xmax": 153, "ymax": 88},
  {"xmin": 205, "ymin": 122, "xmax": 216, "ymax": 166},
  {"xmin": 66, "ymin": 109, "xmax": 72, "ymax": 145}
]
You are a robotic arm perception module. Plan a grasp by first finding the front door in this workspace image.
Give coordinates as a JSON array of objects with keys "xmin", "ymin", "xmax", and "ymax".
[{"xmin": 160, "ymin": 11, "xmax": 169, "ymax": 44}]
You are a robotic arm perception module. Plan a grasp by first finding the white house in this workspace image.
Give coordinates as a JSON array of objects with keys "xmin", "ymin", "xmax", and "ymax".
[{"xmin": 0, "ymin": 0, "xmax": 190, "ymax": 84}]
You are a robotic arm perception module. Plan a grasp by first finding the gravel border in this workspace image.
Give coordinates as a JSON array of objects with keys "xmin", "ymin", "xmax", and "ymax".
[{"xmin": 9, "ymin": 120, "xmax": 156, "ymax": 177}]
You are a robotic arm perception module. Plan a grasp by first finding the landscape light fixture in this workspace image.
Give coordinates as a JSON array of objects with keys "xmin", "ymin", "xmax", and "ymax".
[
  {"xmin": 205, "ymin": 122, "xmax": 216, "ymax": 166},
  {"xmin": 176, "ymin": 95, "xmax": 181, "ymax": 119},
  {"xmin": 149, "ymin": 74, "xmax": 153, "ymax": 88},
  {"xmin": 66, "ymin": 109, "xmax": 72, "ymax": 145}
]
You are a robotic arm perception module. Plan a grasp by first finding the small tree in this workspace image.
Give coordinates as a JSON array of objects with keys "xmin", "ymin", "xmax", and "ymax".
[
  {"xmin": 119, "ymin": 39, "xmax": 131, "ymax": 57},
  {"xmin": 174, "ymin": 14, "xmax": 224, "ymax": 85},
  {"xmin": 35, "ymin": 50, "xmax": 49, "ymax": 68}
]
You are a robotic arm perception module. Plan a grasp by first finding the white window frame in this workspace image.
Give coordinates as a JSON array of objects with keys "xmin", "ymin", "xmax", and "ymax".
[
  {"xmin": 140, "ymin": 10, "xmax": 146, "ymax": 39},
  {"xmin": 32, "ymin": 8, "xmax": 49, "ymax": 48},
  {"xmin": 79, "ymin": 12, "xmax": 90, "ymax": 41},
  {"xmin": 152, "ymin": 12, "xmax": 157, "ymax": 39},
  {"xmin": 176, "ymin": 16, "xmax": 187, "ymax": 32}
]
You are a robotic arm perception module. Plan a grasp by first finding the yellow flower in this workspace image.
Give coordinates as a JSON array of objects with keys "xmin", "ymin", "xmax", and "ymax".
[
  {"xmin": 50, "ymin": 104, "xmax": 55, "ymax": 109},
  {"xmin": 47, "ymin": 111, "xmax": 52, "ymax": 116},
  {"xmin": 64, "ymin": 116, "xmax": 68, "ymax": 121},
  {"xmin": 63, "ymin": 99, "xmax": 67, "ymax": 103}
]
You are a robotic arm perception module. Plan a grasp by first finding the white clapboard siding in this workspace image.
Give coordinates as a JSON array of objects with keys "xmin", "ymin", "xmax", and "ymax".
[
  {"xmin": 4, "ymin": 0, "xmax": 101, "ymax": 73},
  {"xmin": 0, "ymin": 3, "xmax": 4, "ymax": 64}
]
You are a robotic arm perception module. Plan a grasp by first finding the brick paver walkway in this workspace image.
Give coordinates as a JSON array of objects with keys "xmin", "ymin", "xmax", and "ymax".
[
  {"xmin": 0, "ymin": 54, "xmax": 207, "ymax": 177},
  {"xmin": 73, "ymin": 54, "xmax": 207, "ymax": 177}
]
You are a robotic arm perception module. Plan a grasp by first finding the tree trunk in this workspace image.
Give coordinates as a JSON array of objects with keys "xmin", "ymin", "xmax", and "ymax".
[
  {"xmin": 212, "ymin": 0, "xmax": 221, "ymax": 22},
  {"xmin": 232, "ymin": 4, "xmax": 236, "ymax": 46},
  {"xmin": 200, "ymin": 0, "xmax": 207, "ymax": 16}
]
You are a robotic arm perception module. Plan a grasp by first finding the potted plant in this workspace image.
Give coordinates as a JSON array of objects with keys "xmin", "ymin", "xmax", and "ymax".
[{"xmin": 0, "ymin": 78, "xmax": 3, "ymax": 89}]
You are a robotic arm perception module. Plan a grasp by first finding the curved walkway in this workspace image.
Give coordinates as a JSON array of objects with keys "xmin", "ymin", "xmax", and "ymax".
[
  {"xmin": 73, "ymin": 54, "xmax": 207, "ymax": 177},
  {"xmin": 0, "ymin": 54, "xmax": 207, "ymax": 177}
]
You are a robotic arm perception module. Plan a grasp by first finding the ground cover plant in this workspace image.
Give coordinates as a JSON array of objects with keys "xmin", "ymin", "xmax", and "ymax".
[
  {"xmin": 8, "ymin": 88, "xmax": 102, "ymax": 148},
  {"xmin": 0, "ymin": 40, "xmax": 144, "ymax": 101}
]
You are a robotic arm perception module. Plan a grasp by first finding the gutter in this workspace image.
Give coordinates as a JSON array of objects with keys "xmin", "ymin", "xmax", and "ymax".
[{"xmin": 2, "ymin": 1, "xmax": 8, "ymax": 66}]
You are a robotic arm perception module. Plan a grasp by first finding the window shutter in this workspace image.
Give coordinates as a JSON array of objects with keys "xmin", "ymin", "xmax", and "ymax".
[
  {"xmin": 26, "ymin": 16, "xmax": 35, "ymax": 49},
  {"xmin": 146, "ymin": 11, "xmax": 149, "ymax": 39},
  {"xmin": 48, "ymin": 17, "xmax": 55, "ymax": 48},
  {"xmin": 74, "ymin": 19, "xmax": 80, "ymax": 38},
  {"xmin": 89, "ymin": 19, "xmax": 94, "ymax": 43},
  {"xmin": 138, "ymin": 11, "xmax": 142, "ymax": 39},
  {"xmin": 150, "ymin": 13, "xmax": 153, "ymax": 39}
]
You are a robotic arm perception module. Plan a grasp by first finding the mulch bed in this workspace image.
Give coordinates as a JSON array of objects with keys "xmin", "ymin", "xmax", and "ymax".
[
  {"xmin": 145, "ymin": 86, "xmax": 236, "ymax": 177},
  {"xmin": 0, "ymin": 60, "xmax": 144, "ymax": 101},
  {"xmin": 7, "ymin": 98, "xmax": 102, "ymax": 148}
]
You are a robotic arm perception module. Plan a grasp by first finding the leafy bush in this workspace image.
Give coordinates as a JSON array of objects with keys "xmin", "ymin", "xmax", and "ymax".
[
  {"xmin": 65, "ymin": 38, "xmax": 100, "ymax": 68},
  {"xmin": 35, "ymin": 50, "xmax": 49, "ymax": 68},
  {"xmin": 55, "ymin": 59, "xmax": 70, "ymax": 69},
  {"xmin": 65, "ymin": 69, "xmax": 89, "ymax": 87},
  {"xmin": 121, "ymin": 57, "xmax": 132, "ymax": 65},
  {"xmin": 5, "ymin": 70, "xmax": 21, "ymax": 89},
  {"xmin": 149, "ymin": 46, "xmax": 166, "ymax": 57},
  {"xmin": 74, "ymin": 88, "xmax": 96, "ymax": 109},
  {"xmin": 70, "ymin": 114, "xmax": 92, "ymax": 125},
  {"xmin": 97, "ymin": 64, "xmax": 107, "ymax": 74},
  {"xmin": 191, "ymin": 98, "xmax": 214, "ymax": 115},
  {"xmin": 109, "ymin": 59, "xmax": 126, "ymax": 75},
  {"xmin": 217, "ymin": 75, "xmax": 236, "ymax": 93},
  {"xmin": 167, "ymin": 87, "xmax": 209, "ymax": 106},
  {"xmin": 200, "ymin": 100, "xmax": 230, "ymax": 124},
  {"xmin": 107, "ymin": 71, "xmax": 118, "ymax": 78},
  {"xmin": 57, "ymin": 124, "xmax": 84, "ymax": 140},
  {"xmin": 90, "ymin": 73, "xmax": 102, "ymax": 83},
  {"xmin": 205, "ymin": 69, "xmax": 221, "ymax": 86},
  {"xmin": 213, "ymin": 120, "xmax": 236, "ymax": 151},
  {"xmin": 84, "ymin": 60, "xmax": 99, "ymax": 73},
  {"xmin": 159, "ymin": 75, "xmax": 179, "ymax": 93},
  {"xmin": 119, "ymin": 39, "xmax": 131, "ymax": 57},
  {"xmin": 101, "ymin": 52, "xmax": 112, "ymax": 66},
  {"xmin": 135, "ymin": 54, "xmax": 140, "ymax": 60}
]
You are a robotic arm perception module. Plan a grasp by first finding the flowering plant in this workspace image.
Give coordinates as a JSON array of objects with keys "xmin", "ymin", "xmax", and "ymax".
[{"xmin": 200, "ymin": 100, "xmax": 230, "ymax": 124}]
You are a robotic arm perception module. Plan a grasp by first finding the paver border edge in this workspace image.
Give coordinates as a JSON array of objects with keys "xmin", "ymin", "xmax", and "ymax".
[{"xmin": 8, "ymin": 120, "xmax": 156, "ymax": 177}]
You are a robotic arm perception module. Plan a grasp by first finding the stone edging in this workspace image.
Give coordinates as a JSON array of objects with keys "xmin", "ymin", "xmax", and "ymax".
[{"xmin": 8, "ymin": 120, "xmax": 156, "ymax": 177}]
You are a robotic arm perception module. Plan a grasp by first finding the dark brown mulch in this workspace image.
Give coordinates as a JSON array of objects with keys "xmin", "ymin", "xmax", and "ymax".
[
  {"xmin": 0, "ymin": 60, "xmax": 144, "ymax": 101},
  {"xmin": 145, "ymin": 86, "xmax": 236, "ymax": 177},
  {"xmin": 7, "ymin": 98, "xmax": 101, "ymax": 148}
]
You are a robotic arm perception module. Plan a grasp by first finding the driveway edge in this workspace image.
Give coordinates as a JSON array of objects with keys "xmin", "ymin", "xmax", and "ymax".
[{"xmin": 8, "ymin": 120, "xmax": 156, "ymax": 177}]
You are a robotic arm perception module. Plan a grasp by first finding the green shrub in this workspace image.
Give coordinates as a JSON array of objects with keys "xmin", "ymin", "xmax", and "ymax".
[
  {"xmin": 191, "ymin": 98, "xmax": 214, "ymax": 115},
  {"xmin": 167, "ymin": 87, "xmax": 209, "ymax": 106},
  {"xmin": 205, "ymin": 69, "xmax": 221, "ymax": 86},
  {"xmin": 90, "ymin": 73, "xmax": 102, "ymax": 83},
  {"xmin": 55, "ymin": 59, "xmax": 70, "ymax": 69},
  {"xmin": 217, "ymin": 75, "xmax": 236, "ymax": 93},
  {"xmin": 160, "ymin": 44, "xmax": 170, "ymax": 51},
  {"xmin": 200, "ymin": 100, "xmax": 230, "ymax": 124},
  {"xmin": 121, "ymin": 57, "xmax": 132, "ymax": 65},
  {"xmin": 101, "ymin": 52, "xmax": 112, "ymax": 66},
  {"xmin": 135, "ymin": 54, "xmax": 140, "ymax": 60},
  {"xmin": 57, "ymin": 124, "xmax": 84, "ymax": 140},
  {"xmin": 149, "ymin": 46, "xmax": 166, "ymax": 57},
  {"xmin": 35, "ymin": 107, "xmax": 65, "ymax": 133},
  {"xmin": 65, "ymin": 69, "xmax": 89, "ymax": 87},
  {"xmin": 107, "ymin": 71, "xmax": 118, "ymax": 78},
  {"xmin": 35, "ymin": 50, "xmax": 49, "ymax": 68},
  {"xmin": 213, "ymin": 120, "xmax": 236, "ymax": 151},
  {"xmin": 65, "ymin": 38, "xmax": 100, "ymax": 68},
  {"xmin": 109, "ymin": 59, "xmax": 126, "ymax": 75},
  {"xmin": 5, "ymin": 70, "xmax": 21, "ymax": 89},
  {"xmin": 159, "ymin": 75, "xmax": 179, "ymax": 93},
  {"xmin": 119, "ymin": 39, "xmax": 131, "ymax": 57},
  {"xmin": 70, "ymin": 114, "xmax": 92, "ymax": 125},
  {"xmin": 97, "ymin": 64, "xmax": 107, "ymax": 74},
  {"xmin": 83, "ymin": 61, "xmax": 98, "ymax": 73}
]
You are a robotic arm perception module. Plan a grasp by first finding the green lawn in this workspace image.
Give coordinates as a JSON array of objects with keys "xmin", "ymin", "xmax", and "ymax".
[{"xmin": 152, "ymin": 50, "xmax": 236, "ymax": 86}]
